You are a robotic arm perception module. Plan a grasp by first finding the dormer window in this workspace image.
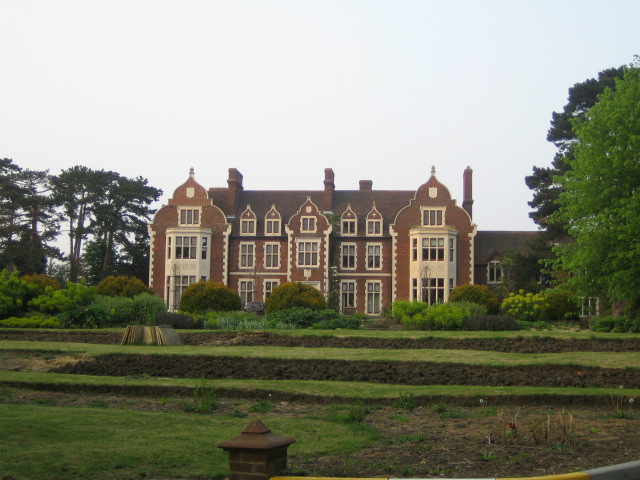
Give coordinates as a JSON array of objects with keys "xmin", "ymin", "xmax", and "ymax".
[
  {"xmin": 341, "ymin": 204, "xmax": 357, "ymax": 236},
  {"xmin": 241, "ymin": 219, "xmax": 256, "ymax": 235},
  {"xmin": 240, "ymin": 206, "xmax": 257, "ymax": 236},
  {"xmin": 342, "ymin": 219, "xmax": 356, "ymax": 235},
  {"xmin": 422, "ymin": 209, "xmax": 445, "ymax": 226},
  {"xmin": 265, "ymin": 205, "xmax": 282, "ymax": 236},
  {"xmin": 366, "ymin": 203, "xmax": 383, "ymax": 236},
  {"xmin": 179, "ymin": 208, "xmax": 200, "ymax": 226},
  {"xmin": 301, "ymin": 217, "xmax": 316, "ymax": 232},
  {"xmin": 367, "ymin": 219, "xmax": 382, "ymax": 236}
]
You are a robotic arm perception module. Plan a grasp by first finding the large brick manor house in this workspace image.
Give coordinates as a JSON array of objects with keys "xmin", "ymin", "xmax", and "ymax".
[{"xmin": 148, "ymin": 167, "xmax": 536, "ymax": 314}]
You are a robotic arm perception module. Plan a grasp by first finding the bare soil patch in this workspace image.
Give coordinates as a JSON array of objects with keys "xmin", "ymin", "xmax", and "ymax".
[{"xmin": 3, "ymin": 329, "xmax": 640, "ymax": 353}]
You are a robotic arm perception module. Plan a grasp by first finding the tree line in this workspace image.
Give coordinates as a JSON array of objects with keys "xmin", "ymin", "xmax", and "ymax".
[{"xmin": 0, "ymin": 160, "xmax": 161, "ymax": 284}]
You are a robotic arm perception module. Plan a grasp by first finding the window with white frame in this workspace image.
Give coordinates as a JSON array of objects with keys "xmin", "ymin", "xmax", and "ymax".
[
  {"xmin": 366, "ymin": 244, "xmax": 382, "ymax": 269},
  {"xmin": 422, "ymin": 238, "xmax": 445, "ymax": 261},
  {"xmin": 367, "ymin": 219, "xmax": 382, "ymax": 236},
  {"xmin": 175, "ymin": 236, "xmax": 198, "ymax": 259},
  {"xmin": 449, "ymin": 238, "xmax": 455, "ymax": 262},
  {"xmin": 423, "ymin": 277, "xmax": 444, "ymax": 305},
  {"xmin": 167, "ymin": 237, "xmax": 172, "ymax": 259},
  {"xmin": 297, "ymin": 241, "xmax": 319, "ymax": 267},
  {"xmin": 239, "ymin": 280, "xmax": 254, "ymax": 305},
  {"xmin": 201, "ymin": 237, "xmax": 208, "ymax": 260},
  {"xmin": 265, "ymin": 219, "xmax": 280, "ymax": 235},
  {"xmin": 412, "ymin": 238, "xmax": 417, "ymax": 262},
  {"xmin": 488, "ymin": 261, "xmax": 502, "ymax": 284},
  {"xmin": 422, "ymin": 209, "xmax": 444, "ymax": 226},
  {"xmin": 412, "ymin": 278, "xmax": 418, "ymax": 300},
  {"xmin": 264, "ymin": 280, "xmax": 279, "ymax": 298},
  {"xmin": 240, "ymin": 243, "xmax": 255, "ymax": 268},
  {"xmin": 168, "ymin": 275, "xmax": 196, "ymax": 310},
  {"xmin": 264, "ymin": 243, "xmax": 279, "ymax": 269},
  {"xmin": 342, "ymin": 219, "xmax": 356, "ymax": 235},
  {"xmin": 301, "ymin": 217, "xmax": 316, "ymax": 232},
  {"xmin": 241, "ymin": 218, "xmax": 256, "ymax": 235},
  {"xmin": 341, "ymin": 244, "xmax": 356, "ymax": 269},
  {"xmin": 179, "ymin": 208, "xmax": 200, "ymax": 226},
  {"xmin": 341, "ymin": 281, "xmax": 355, "ymax": 309},
  {"xmin": 366, "ymin": 281, "xmax": 381, "ymax": 314}
]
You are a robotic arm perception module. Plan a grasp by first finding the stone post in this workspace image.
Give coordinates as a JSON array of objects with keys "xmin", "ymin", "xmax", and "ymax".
[{"xmin": 217, "ymin": 419, "xmax": 296, "ymax": 480}]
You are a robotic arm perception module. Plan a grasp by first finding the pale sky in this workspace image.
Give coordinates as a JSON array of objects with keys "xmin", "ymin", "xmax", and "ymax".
[{"xmin": 1, "ymin": 0, "xmax": 638, "ymax": 233}]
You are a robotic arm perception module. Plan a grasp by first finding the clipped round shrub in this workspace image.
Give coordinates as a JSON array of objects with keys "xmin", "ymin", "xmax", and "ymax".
[
  {"xmin": 96, "ymin": 275, "xmax": 152, "ymax": 298},
  {"xmin": 179, "ymin": 281, "xmax": 241, "ymax": 314},
  {"xmin": 449, "ymin": 284, "xmax": 500, "ymax": 314},
  {"xmin": 265, "ymin": 282, "xmax": 327, "ymax": 314}
]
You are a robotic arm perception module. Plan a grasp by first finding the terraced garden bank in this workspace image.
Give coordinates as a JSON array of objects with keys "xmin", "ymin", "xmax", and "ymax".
[{"xmin": 1, "ymin": 328, "xmax": 640, "ymax": 479}]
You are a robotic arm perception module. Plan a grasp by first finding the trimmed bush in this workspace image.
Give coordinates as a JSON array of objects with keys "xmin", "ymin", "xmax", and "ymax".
[
  {"xmin": 0, "ymin": 316, "xmax": 63, "ymax": 328},
  {"xmin": 391, "ymin": 301, "xmax": 429, "ymax": 323},
  {"xmin": 132, "ymin": 293, "xmax": 168, "ymax": 325},
  {"xmin": 179, "ymin": 281, "xmax": 241, "ymax": 314},
  {"xmin": 265, "ymin": 307, "xmax": 360, "ymax": 329},
  {"xmin": 96, "ymin": 275, "xmax": 152, "ymax": 298},
  {"xmin": 463, "ymin": 314, "xmax": 519, "ymax": 331},
  {"xmin": 591, "ymin": 315, "xmax": 640, "ymax": 333},
  {"xmin": 57, "ymin": 304, "xmax": 112, "ymax": 329},
  {"xmin": 401, "ymin": 302, "xmax": 470, "ymax": 331},
  {"xmin": 449, "ymin": 284, "xmax": 500, "ymax": 314},
  {"xmin": 91, "ymin": 295, "xmax": 135, "ymax": 326},
  {"xmin": 265, "ymin": 282, "xmax": 327, "ymax": 313}
]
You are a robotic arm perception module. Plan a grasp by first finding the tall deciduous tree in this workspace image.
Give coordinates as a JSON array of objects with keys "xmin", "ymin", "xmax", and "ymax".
[
  {"xmin": 526, "ymin": 66, "xmax": 624, "ymax": 239},
  {"xmin": 552, "ymin": 65, "xmax": 640, "ymax": 315}
]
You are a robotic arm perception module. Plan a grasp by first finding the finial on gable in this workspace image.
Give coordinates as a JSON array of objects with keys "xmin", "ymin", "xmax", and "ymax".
[
  {"xmin": 189, "ymin": 167, "xmax": 195, "ymax": 179},
  {"xmin": 431, "ymin": 165, "xmax": 436, "ymax": 176}
]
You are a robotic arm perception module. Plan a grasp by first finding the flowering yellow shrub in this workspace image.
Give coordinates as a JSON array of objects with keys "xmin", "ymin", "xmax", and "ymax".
[{"xmin": 501, "ymin": 290, "xmax": 549, "ymax": 322}]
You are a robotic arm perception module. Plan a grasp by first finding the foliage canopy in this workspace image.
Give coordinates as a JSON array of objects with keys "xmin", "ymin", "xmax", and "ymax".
[
  {"xmin": 178, "ymin": 281, "xmax": 241, "ymax": 314},
  {"xmin": 552, "ymin": 64, "xmax": 640, "ymax": 314}
]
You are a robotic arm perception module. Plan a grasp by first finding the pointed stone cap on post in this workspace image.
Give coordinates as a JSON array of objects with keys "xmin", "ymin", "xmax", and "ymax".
[{"xmin": 217, "ymin": 419, "xmax": 296, "ymax": 451}]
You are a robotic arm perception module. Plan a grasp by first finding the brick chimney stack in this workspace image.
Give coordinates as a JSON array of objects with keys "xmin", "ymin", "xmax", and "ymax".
[
  {"xmin": 359, "ymin": 180, "xmax": 372, "ymax": 191},
  {"xmin": 323, "ymin": 168, "xmax": 335, "ymax": 213},
  {"xmin": 227, "ymin": 168, "xmax": 244, "ymax": 215},
  {"xmin": 463, "ymin": 166, "xmax": 473, "ymax": 219}
]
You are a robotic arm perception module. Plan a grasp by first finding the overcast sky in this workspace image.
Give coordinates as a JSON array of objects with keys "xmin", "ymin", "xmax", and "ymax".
[{"xmin": 1, "ymin": 0, "xmax": 638, "ymax": 233}]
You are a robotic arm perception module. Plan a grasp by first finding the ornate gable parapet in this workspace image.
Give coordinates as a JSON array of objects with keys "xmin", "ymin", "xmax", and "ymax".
[{"xmin": 168, "ymin": 168, "xmax": 212, "ymax": 206}]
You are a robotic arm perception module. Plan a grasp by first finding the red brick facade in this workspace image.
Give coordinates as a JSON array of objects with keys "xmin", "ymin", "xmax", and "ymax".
[{"xmin": 149, "ymin": 166, "xmax": 526, "ymax": 313}]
